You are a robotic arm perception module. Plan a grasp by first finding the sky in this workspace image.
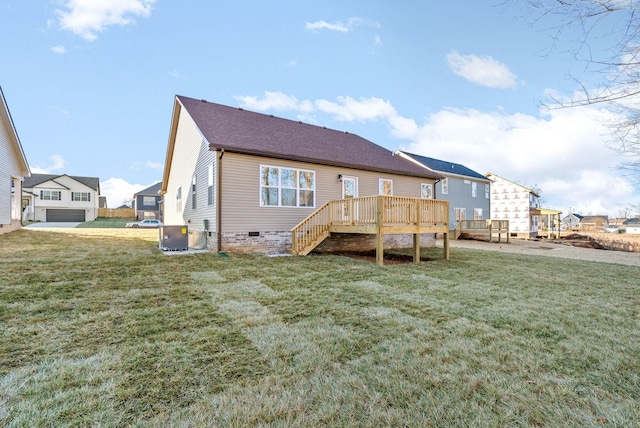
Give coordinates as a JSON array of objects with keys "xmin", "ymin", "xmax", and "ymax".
[{"xmin": 1, "ymin": 0, "xmax": 638, "ymax": 215}]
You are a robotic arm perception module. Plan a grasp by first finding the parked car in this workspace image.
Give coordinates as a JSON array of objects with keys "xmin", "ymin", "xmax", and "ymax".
[{"xmin": 126, "ymin": 219, "xmax": 162, "ymax": 228}]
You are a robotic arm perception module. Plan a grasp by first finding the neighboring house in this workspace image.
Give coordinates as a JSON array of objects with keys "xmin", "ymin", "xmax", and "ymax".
[
  {"xmin": 486, "ymin": 173, "xmax": 541, "ymax": 238},
  {"xmin": 396, "ymin": 151, "xmax": 491, "ymax": 231},
  {"xmin": 580, "ymin": 215, "xmax": 609, "ymax": 232},
  {"xmin": 0, "ymin": 86, "xmax": 30, "ymax": 235},
  {"xmin": 161, "ymin": 96, "xmax": 443, "ymax": 255},
  {"xmin": 99, "ymin": 196, "xmax": 108, "ymax": 209},
  {"xmin": 562, "ymin": 213, "xmax": 584, "ymax": 230},
  {"xmin": 623, "ymin": 217, "xmax": 640, "ymax": 234},
  {"xmin": 132, "ymin": 182, "xmax": 162, "ymax": 220},
  {"xmin": 22, "ymin": 174, "xmax": 100, "ymax": 222}
]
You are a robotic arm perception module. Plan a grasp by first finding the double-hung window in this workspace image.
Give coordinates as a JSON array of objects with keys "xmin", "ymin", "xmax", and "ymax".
[
  {"xmin": 71, "ymin": 192, "xmax": 91, "ymax": 202},
  {"xmin": 40, "ymin": 190, "xmax": 61, "ymax": 201},
  {"xmin": 143, "ymin": 196, "xmax": 156, "ymax": 206},
  {"xmin": 260, "ymin": 165, "xmax": 315, "ymax": 207},
  {"xmin": 421, "ymin": 183, "xmax": 433, "ymax": 199}
]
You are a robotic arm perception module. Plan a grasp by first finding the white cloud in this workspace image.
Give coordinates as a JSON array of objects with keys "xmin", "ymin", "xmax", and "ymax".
[
  {"xmin": 235, "ymin": 91, "xmax": 314, "ymax": 113},
  {"xmin": 56, "ymin": 0, "xmax": 156, "ymax": 41},
  {"xmin": 305, "ymin": 20, "xmax": 348, "ymax": 32},
  {"xmin": 31, "ymin": 155, "xmax": 66, "ymax": 174},
  {"xmin": 51, "ymin": 45, "xmax": 66, "ymax": 54},
  {"xmin": 144, "ymin": 160, "xmax": 164, "ymax": 170},
  {"xmin": 315, "ymin": 96, "xmax": 397, "ymax": 122},
  {"xmin": 447, "ymin": 50, "xmax": 518, "ymax": 89},
  {"xmin": 100, "ymin": 177, "xmax": 152, "ymax": 208},
  {"xmin": 400, "ymin": 105, "xmax": 637, "ymax": 216},
  {"xmin": 305, "ymin": 17, "xmax": 379, "ymax": 33}
]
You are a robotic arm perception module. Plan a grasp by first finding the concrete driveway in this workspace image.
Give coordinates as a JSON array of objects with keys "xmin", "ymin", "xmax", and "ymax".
[{"xmin": 24, "ymin": 222, "xmax": 82, "ymax": 229}]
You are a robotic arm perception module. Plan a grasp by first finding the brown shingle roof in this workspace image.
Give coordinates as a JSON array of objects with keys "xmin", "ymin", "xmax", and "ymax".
[{"xmin": 177, "ymin": 95, "xmax": 441, "ymax": 179}]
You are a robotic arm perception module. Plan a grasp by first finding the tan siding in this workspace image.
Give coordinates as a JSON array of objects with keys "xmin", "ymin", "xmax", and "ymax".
[{"xmin": 220, "ymin": 153, "xmax": 436, "ymax": 232}]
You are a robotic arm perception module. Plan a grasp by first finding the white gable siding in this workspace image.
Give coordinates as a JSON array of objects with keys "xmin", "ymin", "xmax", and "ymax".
[
  {"xmin": 164, "ymin": 107, "xmax": 217, "ymax": 229},
  {"xmin": 0, "ymin": 115, "xmax": 21, "ymax": 226}
]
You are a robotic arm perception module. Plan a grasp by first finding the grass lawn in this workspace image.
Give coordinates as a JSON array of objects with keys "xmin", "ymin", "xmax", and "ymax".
[
  {"xmin": 75, "ymin": 217, "xmax": 138, "ymax": 228},
  {"xmin": 1, "ymin": 230, "xmax": 639, "ymax": 427}
]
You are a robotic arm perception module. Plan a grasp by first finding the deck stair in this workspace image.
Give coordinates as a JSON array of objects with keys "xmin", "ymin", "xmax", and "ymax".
[{"xmin": 290, "ymin": 196, "xmax": 451, "ymax": 265}]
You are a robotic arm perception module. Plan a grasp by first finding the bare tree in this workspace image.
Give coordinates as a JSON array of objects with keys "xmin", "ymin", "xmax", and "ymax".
[{"xmin": 515, "ymin": 1, "xmax": 640, "ymax": 180}]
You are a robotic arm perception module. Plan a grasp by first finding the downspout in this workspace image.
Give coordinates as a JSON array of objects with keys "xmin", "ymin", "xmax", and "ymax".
[{"xmin": 216, "ymin": 149, "xmax": 224, "ymax": 252}]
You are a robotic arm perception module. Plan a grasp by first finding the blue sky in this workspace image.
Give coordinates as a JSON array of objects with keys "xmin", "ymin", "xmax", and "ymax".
[{"xmin": 1, "ymin": 0, "xmax": 637, "ymax": 215}]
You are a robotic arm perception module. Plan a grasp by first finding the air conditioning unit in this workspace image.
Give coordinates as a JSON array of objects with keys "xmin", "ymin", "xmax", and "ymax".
[{"xmin": 159, "ymin": 225, "xmax": 188, "ymax": 251}]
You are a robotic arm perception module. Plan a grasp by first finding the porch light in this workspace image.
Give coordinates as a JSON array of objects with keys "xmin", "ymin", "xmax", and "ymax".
[{"xmin": 338, "ymin": 174, "xmax": 343, "ymax": 182}]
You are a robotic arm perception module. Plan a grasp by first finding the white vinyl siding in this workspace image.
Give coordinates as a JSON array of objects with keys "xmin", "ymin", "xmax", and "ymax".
[{"xmin": 163, "ymin": 105, "xmax": 218, "ymax": 229}]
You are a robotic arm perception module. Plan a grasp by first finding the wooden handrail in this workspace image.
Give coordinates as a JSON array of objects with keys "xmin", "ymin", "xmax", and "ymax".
[{"xmin": 291, "ymin": 196, "xmax": 449, "ymax": 255}]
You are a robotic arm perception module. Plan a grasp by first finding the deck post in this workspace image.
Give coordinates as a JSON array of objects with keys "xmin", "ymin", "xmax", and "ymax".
[
  {"xmin": 489, "ymin": 220, "xmax": 493, "ymax": 243},
  {"xmin": 376, "ymin": 196, "xmax": 384, "ymax": 266},
  {"xmin": 443, "ymin": 231, "xmax": 450, "ymax": 260},
  {"xmin": 413, "ymin": 234, "xmax": 420, "ymax": 263}
]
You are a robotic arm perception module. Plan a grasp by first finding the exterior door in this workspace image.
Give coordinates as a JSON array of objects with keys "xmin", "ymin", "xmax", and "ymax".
[{"xmin": 341, "ymin": 177, "xmax": 357, "ymax": 222}]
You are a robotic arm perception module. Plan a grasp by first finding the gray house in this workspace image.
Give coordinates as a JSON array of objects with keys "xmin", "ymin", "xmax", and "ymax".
[
  {"xmin": 133, "ymin": 182, "xmax": 162, "ymax": 220},
  {"xmin": 396, "ymin": 151, "xmax": 491, "ymax": 231}
]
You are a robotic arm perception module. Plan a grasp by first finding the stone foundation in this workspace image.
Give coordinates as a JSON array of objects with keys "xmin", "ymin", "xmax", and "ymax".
[
  {"xmin": 0, "ymin": 220, "xmax": 23, "ymax": 236},
  {"xmin": 204, "ymin": 230, "xmax": 437, "ymax": 255}
]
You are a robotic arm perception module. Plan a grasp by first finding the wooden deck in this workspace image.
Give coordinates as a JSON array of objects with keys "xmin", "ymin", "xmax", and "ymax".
[
  {"xmin": 455, "ymin": 219, "xmax": 510, "ymax": 243},
  {"xmin": 290, "ymin": 196, "xmax": 450, "ymax": 265}
]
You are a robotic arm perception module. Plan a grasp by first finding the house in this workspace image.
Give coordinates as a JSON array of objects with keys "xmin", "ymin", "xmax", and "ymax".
[
  {"xmin": 160, "ymin": 96, "xmax": 445, "ymax": 255},
  {"xmin": 485, "ymin": 173, "xmax": 541, "ymax": 238},
  {"xmin": 22, "ymin": 173, "xmax": 101, "ymax": 222},
  {"xmin": 562, "ymin": 213, "xmax": 583, "ymax": 231},
  {"xmin": 395, "ymin": 151, "xmax": 491, "ymax": 231},
  {"xmin": 99, "ymin": 196, "xmax": 108, "ymax": 209},
  {"xmin": 579, "ymin": 215, "xmax": 609, "ymax": 232},
  {"xmin": 0, "ymin": 86, "xmax": 30, "ymax": 235},
  {"xmin": 623, "ymin": 217, "xmax": 640, "ymax": 234},
  {"xmin": 132, "ymin": 182, "xmax": 162, "ymax": 220}
]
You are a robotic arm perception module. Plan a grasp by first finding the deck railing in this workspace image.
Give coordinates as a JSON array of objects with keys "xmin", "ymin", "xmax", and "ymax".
[
  {"xmin": 456, "ymin": 219, "xmax": 510, "ymax": 242},
  {"xmin": 291, "ymin": 196, "xmax": 449, "ymax": 255}
]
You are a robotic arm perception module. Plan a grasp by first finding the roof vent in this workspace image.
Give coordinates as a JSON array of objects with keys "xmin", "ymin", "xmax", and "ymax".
[
  {"xmin": 344, "ymin": 131, "xmax": 349, "ymax": 134},
  {"xmin": 270, "ymin": 114, "xmax": 274, "ymax": 118},
  {"xmin": 200, "ymin": 99, "xmax": 207, "ymax": 103},
  {"xmin": 238, "ymin": 107, "xmax": 244, "ymax": 111},
  {"xmin": 298, "ymin": 121, "xmax": 302, "ymax": 124}
]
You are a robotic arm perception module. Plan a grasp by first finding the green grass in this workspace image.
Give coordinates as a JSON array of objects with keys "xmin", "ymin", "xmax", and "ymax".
[
  {"xmin": 1, "ymin": 230, "xmax": 639, "ymax": 426},
  {"xmin": 75, "ymin": 217, "xmax": 138, "ymax": 228}
]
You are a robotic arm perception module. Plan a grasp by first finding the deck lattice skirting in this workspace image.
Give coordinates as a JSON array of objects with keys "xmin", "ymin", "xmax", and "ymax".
[{"xmin": 290, "ymin": 195, "xmax": 450, "ymax": 265}]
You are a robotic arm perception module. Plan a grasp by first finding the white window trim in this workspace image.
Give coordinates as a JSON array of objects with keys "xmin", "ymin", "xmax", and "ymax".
[
  {"xmin": 421, "ymin": 183, "xmax": 433, "ymax": 199},
  {"xmin": 259, "ymin": 164, "xmax": 316, "ymax": 208},
  {"xmin": 378, "ymin": 178, "xmax": 393, "ymax": 196}
]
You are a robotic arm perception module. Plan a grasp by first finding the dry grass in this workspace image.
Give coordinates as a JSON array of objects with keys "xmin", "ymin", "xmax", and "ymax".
[{"xmin": 1, "ymin": 228, "xmax": 639, "ymax": 426}]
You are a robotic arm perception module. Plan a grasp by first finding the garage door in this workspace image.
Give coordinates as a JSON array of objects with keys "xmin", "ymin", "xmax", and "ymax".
[{"xmin": 46, "ymin": 209, "xmax": 86, "ymax": 222}]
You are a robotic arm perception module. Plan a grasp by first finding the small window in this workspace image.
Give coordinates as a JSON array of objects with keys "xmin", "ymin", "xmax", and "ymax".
[
  {"xmin": 485, "ymin": 184, "xmax": 490, "ymax": 199},
  {"xmin": 379, "ymin": 179, "xmax": 393, "ymax": 196},
  {"xmin": 143, "ymin": 196, "xmax": 156, "ymax": 206},
  {"xmin": 191, "ymin": 175, "xmax": 197, "ymax": 210},
  {"xmin": 441, "ymin": 178, "xmax": 448, "ymax": 195},
  {"xmin": 421, "ymin": 183, "xmax": 433, "ymax": 199},
  {"xmin": 176, "ymin": 186, "xmax": 182, "ymax": 212},
  {"xmin": 474, "ymin": 208, "xmax": 483, "ymax": 220},
  {"xmin": 208, "ymin": 163, "xmax": 214, "ymax": 206},
  {"xmin": 472, "ymin": 182, "xmax": 477, "ymax": 198}
]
